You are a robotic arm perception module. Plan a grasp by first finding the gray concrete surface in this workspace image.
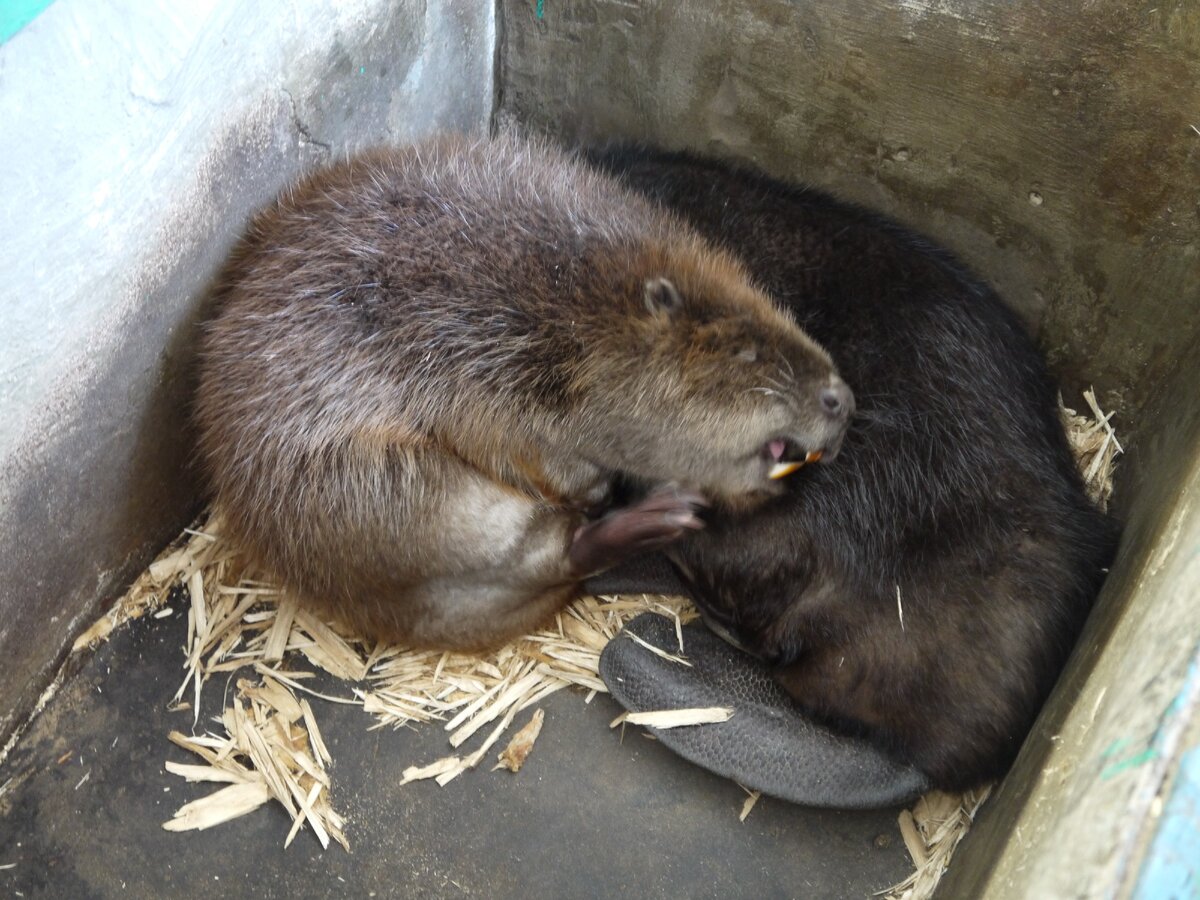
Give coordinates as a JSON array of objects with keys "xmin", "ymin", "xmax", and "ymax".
[
  {"xmin": 497, "ymin": 2, "xmax": 1200, "ymax": 895},
  {"xmin": 0, "ymin": 609, "xmax": 912, "ymax": 898},
  {"xmin": 0, "ymin": 0, "xmax": 494, "ymax": 747}
]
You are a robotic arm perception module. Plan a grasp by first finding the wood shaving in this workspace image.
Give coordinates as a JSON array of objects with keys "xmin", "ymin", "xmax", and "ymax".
[
  {"xmin": 82, "ymin": 389, "xmax": 1116, "ymax": 877},
  {"xmin": 739, "ymin": 786, "xmax": 762, "ymax": 823},
  {"xmin": 494, "ymin": 708, "xmax": 546, "ymax": 772},
  {"xmin": 399, "ymin": 756, "xmax": 463, "ymax": 786},
  {"xmin": 610, "ymin": 707, "xmax": 734, "ymax": 729},
  {"xmin": 161, "ymin": 781, "xmax": 272, "ymax": 833},
  {"xmin": 83, "ymin": 509, "xmax": 691, "ymax": 848},
  {"xmin": 160, "ymin": 683, "xmax": 348, "ymax": 851},
  {"xmin": 72, "ymin": 525, "xmax": 221, "ymax": 653},
  {"xmin": 1060, "ymin": 388, "xmax": 1122, "ymax": 512},
  {"xmin": 881, "ymin": 787, "xmax": 993, "ymax": 899},
  {"xmin": 623, "ymin": 630, "xmax": 693, "ymax": 666}
]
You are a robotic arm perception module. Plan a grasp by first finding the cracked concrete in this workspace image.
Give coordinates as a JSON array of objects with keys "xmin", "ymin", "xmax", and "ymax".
[{"xmin": 281, "ymin": 88, "xmax": 333, "ymax": 155}]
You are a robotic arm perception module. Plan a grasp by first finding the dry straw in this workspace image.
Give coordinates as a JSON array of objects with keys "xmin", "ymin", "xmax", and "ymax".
[
  {"xmin": 78, "ymin": 392, "xmax": 1119, "ymax": 897},
  {"xmin": 80, "ymin": 516, "xmax": 695, "ymax": 846}
]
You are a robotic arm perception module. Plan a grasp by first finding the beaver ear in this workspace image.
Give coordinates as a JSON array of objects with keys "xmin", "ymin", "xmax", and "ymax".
[{"xmin": 643, "ymin": 277, "xmax": 683, "ymax": 317}]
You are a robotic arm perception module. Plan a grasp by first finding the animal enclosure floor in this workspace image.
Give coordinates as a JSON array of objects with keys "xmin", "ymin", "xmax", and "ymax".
[{"xmin": 0, "ymin": 607, "xmax": 911, "ymax": 899}]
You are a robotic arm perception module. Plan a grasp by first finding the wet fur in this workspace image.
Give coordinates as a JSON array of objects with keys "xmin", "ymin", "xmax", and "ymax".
[
  {"xmin": 588, "ymin": 146, "xmax": 1120, "ymax": 790},
  {"xmin": 195, "ymin": 133, "xmax": 846, "ymax": 650}
]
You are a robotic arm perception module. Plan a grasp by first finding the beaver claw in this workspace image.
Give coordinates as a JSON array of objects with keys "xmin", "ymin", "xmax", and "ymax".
[
  {"xmin": 599, "ymin": 613, "xmax": 930, "ymax": 809},
  {"xmin": 569, "ymin": 488, "xmax": 707, "ymax": 575}
]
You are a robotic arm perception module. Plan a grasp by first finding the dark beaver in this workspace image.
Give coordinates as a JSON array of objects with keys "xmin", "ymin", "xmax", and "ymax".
[
  {"xmin": 588, "ymin": 146, "xmax": 1120, "ymax": 791},
  {"xmin": 195, "ymin": 133, "xmax": 851, "ymax": 651}
]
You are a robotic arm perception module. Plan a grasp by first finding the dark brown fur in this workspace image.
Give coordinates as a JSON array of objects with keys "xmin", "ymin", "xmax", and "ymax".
[
  {"xmin": 196, "ymin": 133, "xmax": 850, "ymax": 650},
  {"xmin": 588, "ymin": 145, "xmax": 1120, "ymax": 790}
]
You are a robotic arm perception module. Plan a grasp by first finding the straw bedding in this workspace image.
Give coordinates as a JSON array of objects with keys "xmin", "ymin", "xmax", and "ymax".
[{"xmin": 74, "ymin": 391, "xmax": 1120, "ymax": 896}]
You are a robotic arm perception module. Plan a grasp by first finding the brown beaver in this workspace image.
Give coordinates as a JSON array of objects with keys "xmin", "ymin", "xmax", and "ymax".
[
  {"xmin": 195, "ymin": 133, "xmax": 852, "ymax": 650},
  {"xmin": 588, "ymin": 145, "xmax": 1120, "ymax": 792}
]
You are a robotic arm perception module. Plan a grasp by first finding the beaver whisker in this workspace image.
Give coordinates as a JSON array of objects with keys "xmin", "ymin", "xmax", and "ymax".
[
  {"xmin": 757, "ymin": 374, "xmax": 794, "ymax": 395},
  {"xmin": 778, "ymin": 354, "xmax": 795, "ymax": 380}
]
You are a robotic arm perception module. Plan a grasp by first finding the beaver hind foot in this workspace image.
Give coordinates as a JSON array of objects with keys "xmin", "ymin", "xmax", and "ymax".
[
  {"xmin": 570, "ymin": 488, "xmax": 707, "ymax": 575},
  {"xmin": 599, "ymin": 613, "xmax": 930, "ymax": 809}
]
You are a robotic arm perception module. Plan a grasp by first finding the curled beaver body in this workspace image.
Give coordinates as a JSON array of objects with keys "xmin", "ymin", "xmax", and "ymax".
[
  {"xmin": 196, "ymin": 133, "xmax": 851, "ymax": 650},
  {"xmin": 591, "ymin": 146, "xmax": 1119, "ymax": 791}
]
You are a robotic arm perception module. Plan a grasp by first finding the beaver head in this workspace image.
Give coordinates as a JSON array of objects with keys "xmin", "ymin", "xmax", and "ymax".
[{"xmin": 569, "ymin": 238, "xmax": 853, "ymax": 508}]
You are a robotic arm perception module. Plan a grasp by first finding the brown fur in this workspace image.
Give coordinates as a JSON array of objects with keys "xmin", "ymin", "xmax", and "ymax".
[
  {"xmin": 589, "ymin": 144, "xmax": 1119, "ymax": 789},
  {"xmin": 195, "ymin": 133, "xmax": 850, "ymax": 649}
]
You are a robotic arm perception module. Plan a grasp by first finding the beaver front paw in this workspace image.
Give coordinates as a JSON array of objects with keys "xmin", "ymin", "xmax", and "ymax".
[{"xmin": 569, "ymin": 487, "xmax": 707, "ymax": 576}]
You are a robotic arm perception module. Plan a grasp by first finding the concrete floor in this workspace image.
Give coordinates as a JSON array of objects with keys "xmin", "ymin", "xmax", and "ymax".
[{"xmin": 0, "ymin": 607, "xmax": 912, "ymax": 899}]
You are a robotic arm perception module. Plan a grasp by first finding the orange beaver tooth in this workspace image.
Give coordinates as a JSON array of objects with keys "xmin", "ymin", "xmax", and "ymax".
[{"xmin": 768, "ymin": 461, "xmax": 803, "ymax": 480}]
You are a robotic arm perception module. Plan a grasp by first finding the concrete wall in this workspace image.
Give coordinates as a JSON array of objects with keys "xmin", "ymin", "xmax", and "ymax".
[
  {"xmin": 498, "ymin": 1, "xmax": 1200, "ymax": 894},
  {"xmin": 0, "ymin": 0, "xmax": 495, "ymax": 744},
  {"xmin": 499, "ymin": 0, "xmax": 1200, "ymax": 462},
  {"xmin": 938, "ymin": 332, "xmax": 1200, "ymax": 898},
  {"xmin": 2, "ymin": 0, "xmax": 1196, "ymax": 891}
]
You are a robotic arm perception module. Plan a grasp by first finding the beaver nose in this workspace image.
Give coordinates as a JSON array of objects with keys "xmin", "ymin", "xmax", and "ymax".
[{"xmin": 819, "ymin": 379, "xmax": 854, "ymax": 419}]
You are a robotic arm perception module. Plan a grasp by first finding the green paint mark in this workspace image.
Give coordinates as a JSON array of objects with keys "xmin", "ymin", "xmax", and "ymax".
[
  {"xmin": 1101, "ymin": 748, "xmax": 1157, "ymax": 780},
  {"xmin": 1, "ymin": 0, "xmax": 55, "ymax": 44},
  {"xmin": 359, "ymin": 66, "xmax": 365, "ymax": 75},
  {"xmin": 1165, "ymin": 691, "xmax": 1187, "ymax": 717},
  {"xmin": 536, "ymin": 0, "xmax": 544, "ymax": 19},
  {"xmin": 1133, "ymin": 745, "xmax": 1200, "ymax": 900},
  {"xmin": 1101, "ymin": 736, "xmax": 1134, "ymax": 759}
]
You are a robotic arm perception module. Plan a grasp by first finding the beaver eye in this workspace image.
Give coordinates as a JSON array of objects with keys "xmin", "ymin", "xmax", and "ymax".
[{"xmin": 736, "ymin": 348, "xmax": 758, "ymax": 363}]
